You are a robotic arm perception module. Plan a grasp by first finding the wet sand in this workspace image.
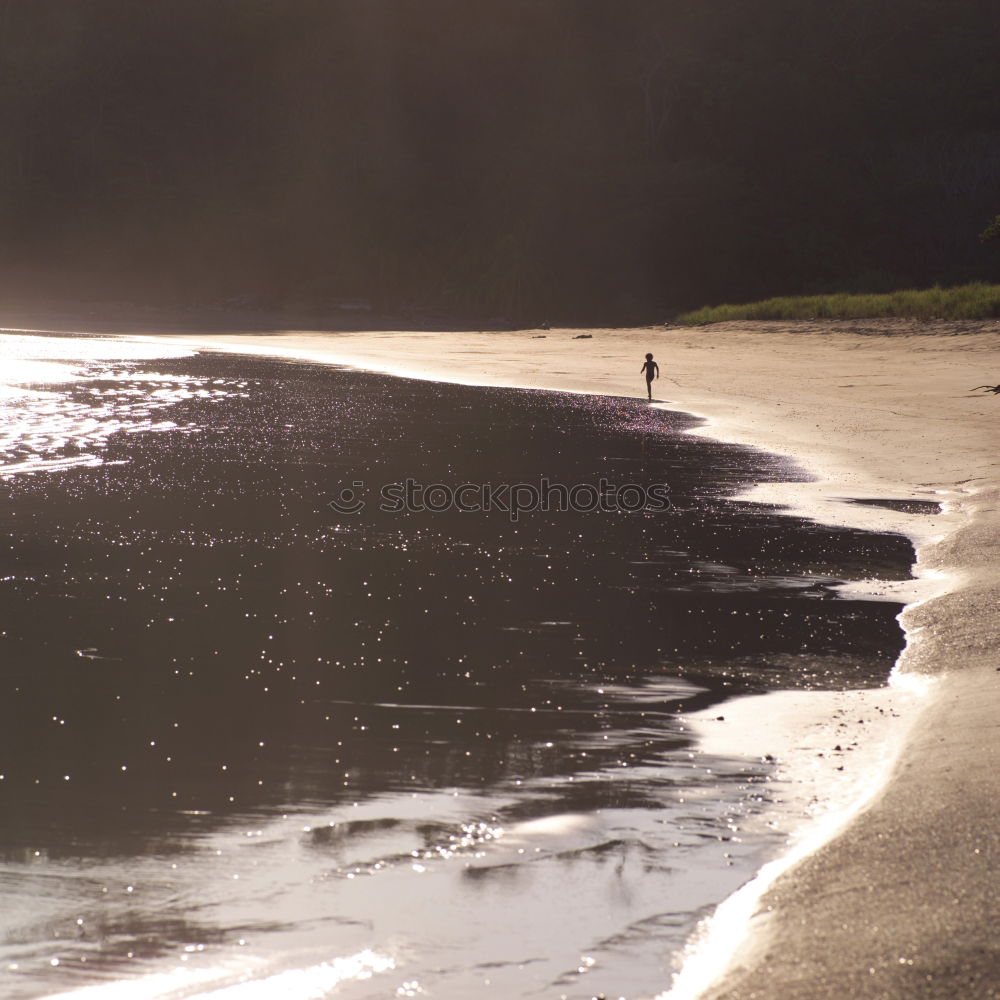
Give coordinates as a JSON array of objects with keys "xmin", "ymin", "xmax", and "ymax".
[{"xmin": 126, "ymin": 318, "xmax": 1000, "ymax": 998}]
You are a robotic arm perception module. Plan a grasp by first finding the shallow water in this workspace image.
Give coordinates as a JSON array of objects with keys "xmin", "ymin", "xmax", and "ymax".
[{"xmin": 0, "ymin": 336, "xmax": 912, "ymax": 999}]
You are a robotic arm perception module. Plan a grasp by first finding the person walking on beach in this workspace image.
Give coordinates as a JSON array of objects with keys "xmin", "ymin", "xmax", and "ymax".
[{"xmin": 640, "ymin": 353, "xmax": 659, "ymax": 400}]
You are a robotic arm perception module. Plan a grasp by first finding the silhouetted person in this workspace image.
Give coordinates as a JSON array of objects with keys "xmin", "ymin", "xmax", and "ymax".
[{"xmin": 640, "ymin": 353, "xmax": 659, "ymax": 400}]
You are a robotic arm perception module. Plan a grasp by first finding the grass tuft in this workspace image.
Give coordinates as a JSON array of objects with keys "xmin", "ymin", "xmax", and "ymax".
[{"xmin": 677, "ymin": 282, "xmax": 1000, "ymax": 325}]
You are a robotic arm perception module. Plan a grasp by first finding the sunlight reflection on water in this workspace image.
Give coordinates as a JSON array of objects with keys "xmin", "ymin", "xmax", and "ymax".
[
  {"xmin": 41, "ymin": 948, "xmax": 396, "ymax": 1000},
  {"xmin": 0, "ymin": 334, "xmax": 242, "ymax": 477}
]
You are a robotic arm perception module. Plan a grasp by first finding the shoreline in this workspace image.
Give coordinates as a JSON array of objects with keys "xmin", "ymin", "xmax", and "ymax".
[{"xmin": 8, "ymin": 319, "xmax": 1000, "ymax": 996}]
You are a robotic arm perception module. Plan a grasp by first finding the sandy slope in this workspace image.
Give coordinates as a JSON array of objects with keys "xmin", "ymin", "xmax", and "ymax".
[{"xmin": 122, "ymin": 319, "xmax": 1000, "ymax": 996}]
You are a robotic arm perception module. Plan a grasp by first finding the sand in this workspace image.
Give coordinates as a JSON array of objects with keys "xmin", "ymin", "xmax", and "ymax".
[{"xmin": 41, "ymin": 317, "xmax": 1000, "ymax": 995}]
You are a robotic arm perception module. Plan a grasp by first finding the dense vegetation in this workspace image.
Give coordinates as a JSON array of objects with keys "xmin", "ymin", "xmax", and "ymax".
[
  {"xmin": 2, "ymin": 1, "xmax": 999, "ymax": 323},
  {"xmin": 678, "ymin": 283, "xmax": 1000, "ymax": 325}
]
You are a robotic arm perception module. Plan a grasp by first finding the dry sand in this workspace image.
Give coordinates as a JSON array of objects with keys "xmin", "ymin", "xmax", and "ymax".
[{"xmin": 109, "ymin": 319, "xmax": 1000, "ymax": 996}]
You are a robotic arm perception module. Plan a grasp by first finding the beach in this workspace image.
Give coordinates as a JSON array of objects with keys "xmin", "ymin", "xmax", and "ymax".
[
  {"xmin": 2, "ymin": 326, "xmax": 928, "ymax": 1000},
  {"xmin": 3, "ymin": 3, "xmax": 997, "ymax": 995},
  {"xmin": 124, "ymin": 317, "xmax": 1000, "ymax": 998}
]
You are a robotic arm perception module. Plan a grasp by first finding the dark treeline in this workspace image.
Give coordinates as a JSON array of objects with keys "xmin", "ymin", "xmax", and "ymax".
[{"xmin": 2, "ymin": 0, "xmax": 999, "ymax": 323}]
